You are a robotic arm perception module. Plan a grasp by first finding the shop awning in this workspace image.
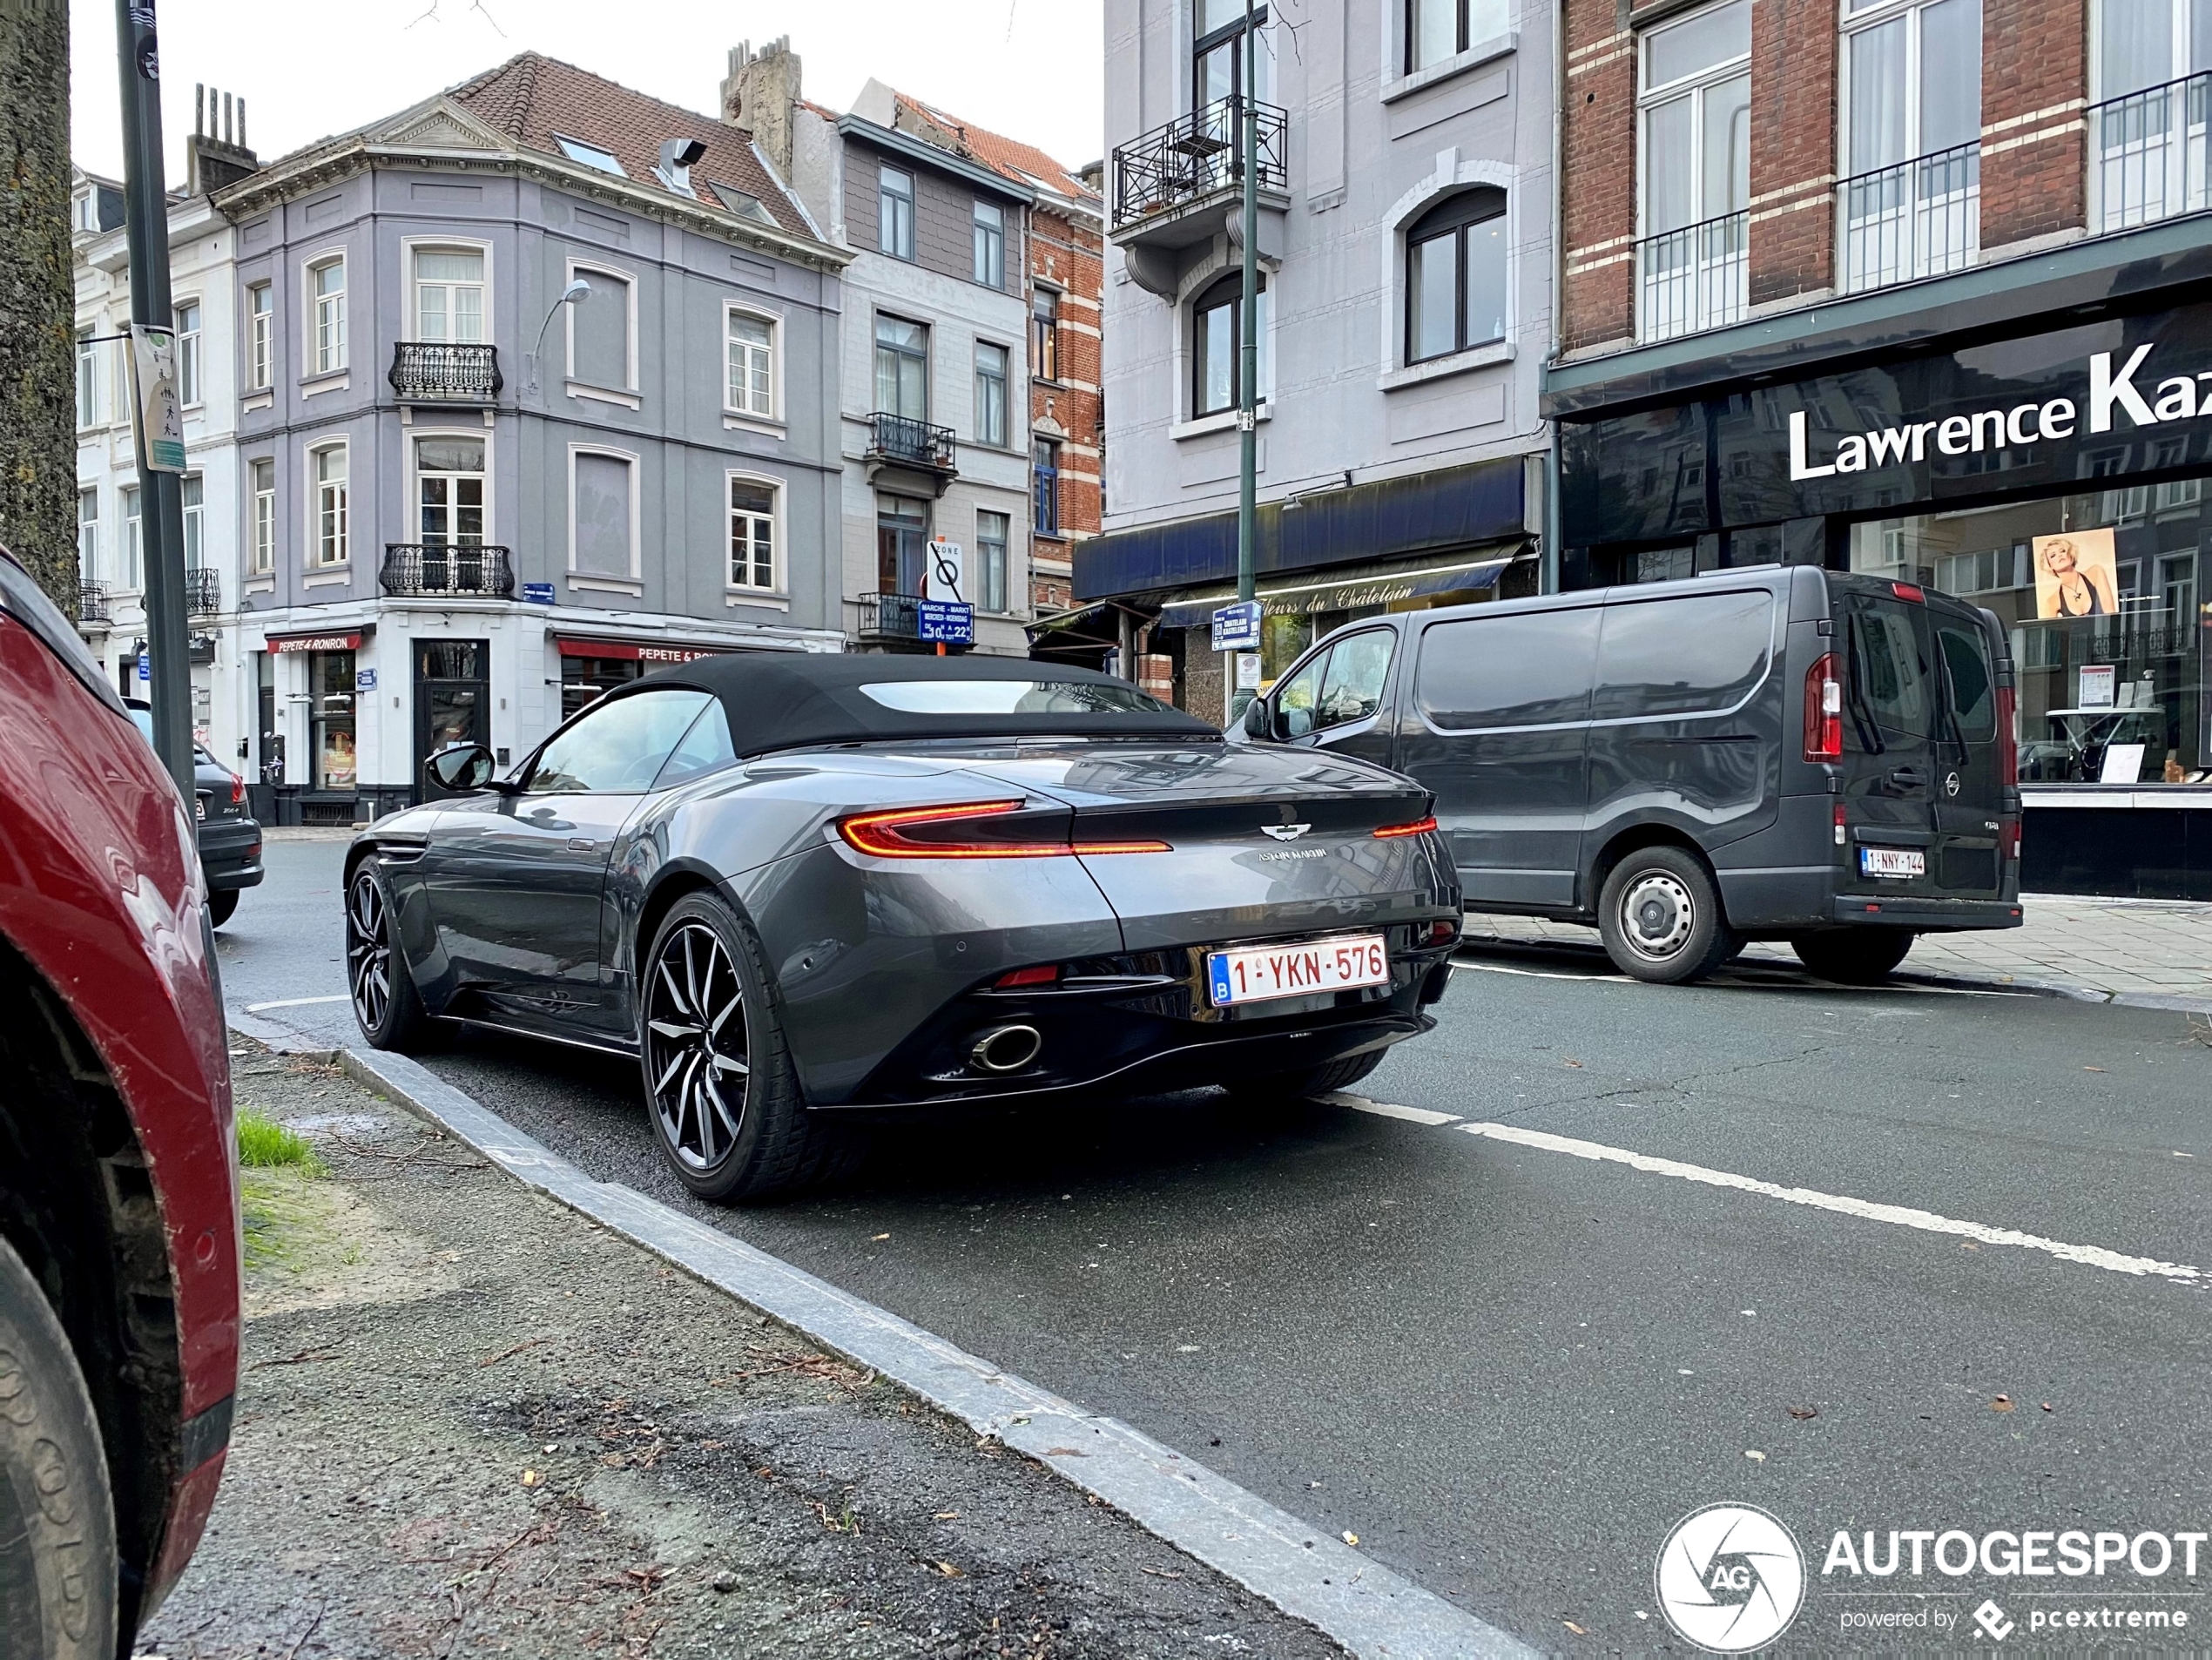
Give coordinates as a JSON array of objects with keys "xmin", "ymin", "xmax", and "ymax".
[
  {"xmin": 555, "ymin": 637, "xmax": 732, "ymax": 665},
  {"xmin": 1154, "ymin": 550, "xmax": 1521, "ymax": 630},
  {"xmin": 1025, "ymin": 601, "xmax": 1150, "ymax": 654}
]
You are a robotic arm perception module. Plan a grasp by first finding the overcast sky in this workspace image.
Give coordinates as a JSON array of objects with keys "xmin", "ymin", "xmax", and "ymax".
[{"xmin": 69, "ymin": 0, "xmax": 1106, "ymax": 184}]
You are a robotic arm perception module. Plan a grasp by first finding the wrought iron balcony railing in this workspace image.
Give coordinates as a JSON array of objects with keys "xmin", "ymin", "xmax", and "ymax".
[
  {"xmin": 2092, "ymin": 69, "xmax": 2212, "ymax": 232},
  {"xmin": 1112, "ymin": 95, "xmax": 1287, "ymax": 232},
  {"xmin": 78, "ymin": 580, "xmax": 111, "ymax": 625},
  {"xmin": 379, "ymin": 543, "xmax": 515, "ymax": 598},
  {"xmin": 853, "ymin": 591, "xmax": 926, "ymax": 642},
  {"xmin": 1635, "ymin": 209, "xmax": 1749, "ymax": 344},
  {"xmin": 184, "ymin": 565, "xmax": 220, "ymax": 617},
  {"xmin": 1838, "ymin": 141, "xmax": 1980, "ymax": 294},
  {"xmin": 388, "ymin": 341, "xmax": 502, "ymax": 402},
  {"xmin": 864, "ymin": 413, "xmax": 958, "ymax": 474}
]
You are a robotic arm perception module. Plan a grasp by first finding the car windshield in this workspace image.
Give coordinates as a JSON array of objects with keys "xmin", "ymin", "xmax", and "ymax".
[
  {"xmin": 125, "ymin": 707, "xmax": 222, "ymax": 770},
  {"xmin": 858, "ymin": 680, "xmax": 1174, "ymax": 716}
]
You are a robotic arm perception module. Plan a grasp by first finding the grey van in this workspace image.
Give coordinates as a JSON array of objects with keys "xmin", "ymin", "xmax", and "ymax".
[{"xmin": 1238, "ymin": 566, "xmax": 2024, "ymax": 983}]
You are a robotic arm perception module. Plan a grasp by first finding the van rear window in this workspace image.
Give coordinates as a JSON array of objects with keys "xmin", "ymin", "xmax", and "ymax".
[
  {"xmin": 1845, "ymin": 600, "xmax": 1933, "ymax": 740},
  {"xmin": 1590, "ymin": 590, "xmax": 1775, "ymax": 721},
  {"xmin": 1934, "ymin": 621, "xmax": 1996, "ymax": 740}
]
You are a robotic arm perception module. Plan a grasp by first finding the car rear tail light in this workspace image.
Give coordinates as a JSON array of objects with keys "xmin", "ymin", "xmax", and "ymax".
[
  {"xmin": 992, "ymin": 964, "xmax": 1061, "ymax": 989},
  {"xmin": 1415, "ymin": 918, "xmax": 1460, "ymax": 948},
  {"xmin": 1804, "ymin": 654, "xmax": 1843, "ymax": 762},
  {"xmin": 229, "ymin": 772, "xmax": 246, "ymax": 806},
  {"xmin": 835, "ymin": 800, "xmax": 1169, "ymax": 859},
  {"xmin": 1892, "ymin": 581, "xmax": 1925, "ymax": 603},
  {"xmin": 1833, "ymin": 802, "xmax": 1847, "ymax": 847},
  {"xmin": 1372, "ymin": 814, "xmax": 1439, "ymax": 840},
  {"xmin": 1996, "ymin": 684, "xmax": 2019, "ymax": 787}
]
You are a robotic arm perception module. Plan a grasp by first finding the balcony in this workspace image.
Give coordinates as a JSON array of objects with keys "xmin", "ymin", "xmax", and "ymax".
[
  {"xmin": 184, "ymin": 565, "xmax": 220, "ymax": 617},
  {"xmin": 2092, "ymin": 70, "xmax": 2212, "ymax": 233},
  {"xmin": 1635, "ymin": 210, "xmax": 1748, "ymax": 344},
  {"xmin": 379, "ymin": 543, "xmax": 515, "ymax": 598},
  {"xmin": 862, "ymin": 413, "xmax": 959, "ymax": 496},
  {"xmin": 853, "ymin": 591, "xmax": 926, "ymax": 644},
  {"xmin": 78, "ymin": 580, "xmax": 110, "ymax": 626},
  {"xmin": 1111, "ymin": 96, "xmax": 1289, "ymax": 267},
  {"xmin": 387, "ymin": 341, "xmax": 502, "ymax": 403},
  {"xmin": 1838, "ymin": 142, "xmax": 1980, "ymax": 294}
]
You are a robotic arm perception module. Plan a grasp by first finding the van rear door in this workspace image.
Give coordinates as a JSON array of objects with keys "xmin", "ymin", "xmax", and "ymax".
[
  {"xmin": 1927, "ymin": 604, "xmax": 2007, "ymax": 898},
  {"xmin": 1837, "ymin": 589, "xmax": 1939, "ymax": 898}
]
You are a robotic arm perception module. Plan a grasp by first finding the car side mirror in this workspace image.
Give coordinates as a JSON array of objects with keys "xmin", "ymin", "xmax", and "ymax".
[
  {"xmin": 426, "ymin": 742, "xmax": 497, "ymax": 793},
  {"xmin": 1243, "ymin": 696, "xmax": 1271, "ymax": 742}
]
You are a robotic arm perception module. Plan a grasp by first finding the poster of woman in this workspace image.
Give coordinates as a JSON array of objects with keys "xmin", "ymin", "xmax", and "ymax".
[{"xmin": 2033, "ymin": 529, "xmax": 2121, "ymax": 619}]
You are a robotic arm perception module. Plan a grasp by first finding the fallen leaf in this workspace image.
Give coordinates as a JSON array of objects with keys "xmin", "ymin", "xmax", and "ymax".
[
  {"xmin": 1744, "ymin": 1449, "xmax": 1767, "ymax": 1463},
  {"xmin": 1992, "ymin": 1395, "xmax": 2015, "ymax": 1412},
  {"xmin": 1342, "ymin": 1531, "xmax": 1360, "ymax": 1547},
  {"xmin": 934, "ymin": 1561, "xmax": 964, "ymax": 1579},
  {"xmin": 1787, "ymin": 1406, "xmax": 1818, "ymax": 1420},
  {"xmin": 1565, "ymin": 1621, "xmax": 1588, "ymax": 1636},
  {"xmin": 520, "ymin": 1469, "xmax": 543, "ymax": 1487}
]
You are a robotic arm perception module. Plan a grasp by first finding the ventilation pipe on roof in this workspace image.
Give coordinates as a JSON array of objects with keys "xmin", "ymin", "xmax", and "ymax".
[{"xmin": 658, "ymin": 137, "xmax": 707, "ymax": 197}]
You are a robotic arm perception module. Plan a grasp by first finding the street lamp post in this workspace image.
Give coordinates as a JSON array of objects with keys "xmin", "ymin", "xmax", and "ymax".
[
  {"xmin": 526, "ymin": 278, "xmax": 592, "ymax": 395},
  {"xmin": 1236, "ymin": 0, "xmax": 1260, "ymax": 612}
]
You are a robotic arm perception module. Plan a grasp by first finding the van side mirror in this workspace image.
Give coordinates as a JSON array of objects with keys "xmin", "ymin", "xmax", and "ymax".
[
  {"xmin": 1243, "ymin": 696, "xmax": 1272, "ymax": 742},
  {"xmin": 426, "ymin": 742, "xmax": 497, "ymax": 793}
]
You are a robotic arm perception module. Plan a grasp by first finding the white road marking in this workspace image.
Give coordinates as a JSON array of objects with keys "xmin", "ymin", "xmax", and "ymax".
[
  {"xmin": 1449, "ymin": 958, "xmax": 2025, "ymax": 998},
  {"xmin": 243, "ymin": 994, "xmax": 352, "ymax": 1013},
  {"xmin": 1325, "ymin": 1092, "xmax": 1462, "ymax": 1126},
  {"xmin": 1456, "ymin": 1120, "xmax": 2204, "ymax": 1285},
  {"xmin": 1451, "ymin": 960, "xmax": 1632, "ymax": 985}
]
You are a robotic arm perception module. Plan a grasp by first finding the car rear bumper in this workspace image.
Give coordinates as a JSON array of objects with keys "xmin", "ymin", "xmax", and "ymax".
[{"xmin": 199, "ymin": 820, "xmax": 264, "ymax": 891}]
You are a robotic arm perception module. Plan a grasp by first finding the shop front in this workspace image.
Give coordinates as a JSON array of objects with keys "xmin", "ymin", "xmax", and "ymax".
[
  {"xmin": 258, "ymin": 631, "xmax": 368, "ymax": 827},
  {"xmin": 1552, "ymin": 299, "xmax": 2212, "ymax": 899},
  {"xmin": 553, "ymin": 638, "xmax": 733, "ymax": 722}
]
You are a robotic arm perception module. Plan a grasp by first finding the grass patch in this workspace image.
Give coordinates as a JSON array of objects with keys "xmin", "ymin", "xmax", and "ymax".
[{"xmin": 237, "ymin": 1109, "xmax": 325, "ymax": 1174}]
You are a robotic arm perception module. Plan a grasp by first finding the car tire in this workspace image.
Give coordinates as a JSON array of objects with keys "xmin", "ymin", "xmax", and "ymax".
[
  {"xmin": 639, "ymin": 893, "xmax": 853, "ymax": 1204},
  {"xmin": 346, "ymin": 860, "xmax": 433, "ymax": 1051},
  {"xmin": 206, "ymin": 889, "xmax": 239, "ymax": 928},
  {"xmin": 0, "ymin": 1232, "xmax": 118, "ymax": 1660},
  {"xmin": 1791, "ymin": 929, "xmax": 1917, "ymax": 985},
  {"xmin": 1226, "ymin": 1049, "xmax": 1386, "ymax": 1102},
  {"xmin": 1597, "ymin": 846, "xmax": 1740, "ymax": 984}
]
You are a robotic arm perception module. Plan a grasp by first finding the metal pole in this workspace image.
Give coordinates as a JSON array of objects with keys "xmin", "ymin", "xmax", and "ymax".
[
  {"xmin": 115, "ymin": 0, "xmax": 194, "ymax": 805},
  {"xmin": 1235, "ymin": 0, "xmax": 1259, "ymax": 607}
]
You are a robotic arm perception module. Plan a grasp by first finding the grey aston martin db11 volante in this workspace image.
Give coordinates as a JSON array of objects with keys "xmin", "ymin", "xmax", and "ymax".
[{"xmin": 344, "ymin": 654, "xmax": 1460, "ymax": 1200}]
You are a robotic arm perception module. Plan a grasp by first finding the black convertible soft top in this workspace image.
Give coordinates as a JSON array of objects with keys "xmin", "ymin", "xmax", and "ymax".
[{"xmin": 626, "ymin": 651, "xmax": 1218, "ymax": 757}]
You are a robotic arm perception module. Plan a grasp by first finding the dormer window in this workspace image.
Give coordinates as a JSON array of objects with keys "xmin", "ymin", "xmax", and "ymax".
[
  {"xmin": 712, "ymin": 183, "xmax": 777, "ymax": 225},
  {"xmin": 555, "ymin": 135, "xmax": 628, "ymax": 177}
]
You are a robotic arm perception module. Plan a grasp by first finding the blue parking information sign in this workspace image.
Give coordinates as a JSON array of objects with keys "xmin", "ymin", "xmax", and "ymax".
[
  {"xmin": 1211, "ymin": 600, "xmax": 1262, "ymax": 651},
  {"xmin": 917, "ymin": 599, "xmax": 974, "ymax": 645}
]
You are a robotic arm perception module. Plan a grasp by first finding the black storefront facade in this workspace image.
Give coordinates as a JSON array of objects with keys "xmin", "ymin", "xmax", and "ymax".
[{"xmin": 1545, "ymin": 219, "xmax": 2212, "ymax": 900}]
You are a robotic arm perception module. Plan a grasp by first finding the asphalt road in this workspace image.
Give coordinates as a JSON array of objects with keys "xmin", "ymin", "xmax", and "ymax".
[{"xmin": 222, "ymin": 841, "xmax": 2212, "ymax": 1651}]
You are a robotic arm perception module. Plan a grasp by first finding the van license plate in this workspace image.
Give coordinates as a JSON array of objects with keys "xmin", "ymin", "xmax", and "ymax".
[
  {"xmin": 194, "ymin": 797, "xmax": 206, "ymax": 821},
  {"xmin": 1860, "ymin": 847, "xmax": 1925, "ymax": 879},
  {"xmin": 1208, "ymin": 933, "xmax": 1389, "ymax": 1007}
]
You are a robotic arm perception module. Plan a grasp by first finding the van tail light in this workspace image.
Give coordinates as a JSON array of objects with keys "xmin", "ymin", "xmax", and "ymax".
[
  {"xmin": 230, "ymin": 772, "xmax": 246, "ymax": 806},
  {"xmin": 1996, "ymin": 684, "xmax": 2019, "ymax": 787},
  {"xmin": 2006, "ymin": 820, "xmax": 2021, "ymax": 863},
  {"xmin": 1834, "ymin": 802, "xmax": 1847, "ymax": 847},
  {"xmin": 1804, "ymin": 653, "xmax": 1843, "ymax": 762},
  {"xmin": 835, "ymin": 800, "xmax": 1170, "ymax": 859},
  {"xmin": 1892, "ymin": 581, "xmax": 1925, "ymax": 603}
]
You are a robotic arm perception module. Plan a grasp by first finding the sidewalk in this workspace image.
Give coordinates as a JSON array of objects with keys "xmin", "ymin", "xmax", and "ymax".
[{"xmin": 1463, "ymin": 894, "xmax": 2212, "ymax": 1009}]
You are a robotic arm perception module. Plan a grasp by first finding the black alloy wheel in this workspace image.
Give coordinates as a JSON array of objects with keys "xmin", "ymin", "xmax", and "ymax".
[
  {"xmin": 644, "ymin": 920, "xmax": 752, "ymax": 1173},
  {"xmin": 346, "ymin": 863, "xmax": 430, "ymax": 1049}
]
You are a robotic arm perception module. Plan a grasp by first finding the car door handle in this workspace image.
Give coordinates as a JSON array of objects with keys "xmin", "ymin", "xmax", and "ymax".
[
  {"xmin": 1888, "ymin": 767, "xmax": 1927, "ymax": 789},
  {"xmin": 567, "ymin": 837, "xmax": 597, "ymax": 852}
]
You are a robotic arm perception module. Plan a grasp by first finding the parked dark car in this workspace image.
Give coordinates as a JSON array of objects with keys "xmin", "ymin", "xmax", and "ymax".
[
  {"xmin": 345, "ymin": 655, "xmax": 1459, "ymax": 1200},
  {"xmin": 125, "ymin": 698, "xmax": 263, "ymax": 927},
  {"xmin": 1238, "ymin": 566, "xmax": 2022, "ymax": 984},
  {"xmin": 0, "ymin": 549, "xmax": 239, "ymax": 1658}
]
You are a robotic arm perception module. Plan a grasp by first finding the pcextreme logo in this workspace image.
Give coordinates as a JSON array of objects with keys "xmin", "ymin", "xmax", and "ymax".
[{"xmin": 1655, "ymin": 1503, "xmax": 1807, "ymax": 1653}]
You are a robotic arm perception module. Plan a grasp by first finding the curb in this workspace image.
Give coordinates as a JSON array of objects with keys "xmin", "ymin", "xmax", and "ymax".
[{"xmin": 244, "ymin": 1029, "xmax": 1535, "ymax": 1660}]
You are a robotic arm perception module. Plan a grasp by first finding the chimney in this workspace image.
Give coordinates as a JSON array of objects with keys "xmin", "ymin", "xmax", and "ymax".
[
  {"xmin": 186, "ymin": 83, "xmax": 259, "ymax": 195},
  {"xmin": 721, "ymin": 37, "xmax": 800, "ymax": 180}
]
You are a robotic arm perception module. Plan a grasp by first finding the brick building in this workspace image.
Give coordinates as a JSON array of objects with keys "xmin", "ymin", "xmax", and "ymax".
[{"xmin": 1545, "ymin": 0, "xmax": 2212, "ymax": 894}]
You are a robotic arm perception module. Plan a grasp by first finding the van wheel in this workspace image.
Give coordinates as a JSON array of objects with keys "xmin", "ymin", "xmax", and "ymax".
[
  {"xmin": 0, "ymin": 1232, "xmax": 118, "ymax": 1660},
  {"xmin": 1791, "ymin": 929, "xmax": 1916, "ymax": 985},
  {"xmin": 1598, "ymin": 847, "xmax": 1740, "ymax": 984}
]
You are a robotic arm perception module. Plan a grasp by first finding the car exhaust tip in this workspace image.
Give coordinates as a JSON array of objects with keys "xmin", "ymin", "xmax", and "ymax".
[{"xmin": 970, "ymin": 1023, "xmax": 1042, "ymax": 1074}]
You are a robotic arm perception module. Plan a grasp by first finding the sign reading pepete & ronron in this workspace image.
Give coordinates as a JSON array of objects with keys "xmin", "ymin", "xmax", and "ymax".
[{"xmin": 1558, "ymin": 301, "xmax": 2212, "ymax": 550}]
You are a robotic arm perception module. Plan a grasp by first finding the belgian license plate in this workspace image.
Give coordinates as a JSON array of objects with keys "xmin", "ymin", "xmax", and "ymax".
[
  {"xmin": 194, "ymin": 797, "xmax": 206, "ymax": 821},
  {"xmin": 1860, "ymin": 847, "xmax": 1925, "ymax": 879},
  {"xmin": 1208, "ymin": 933, "xmax": 1389, "ymax": 1007}
]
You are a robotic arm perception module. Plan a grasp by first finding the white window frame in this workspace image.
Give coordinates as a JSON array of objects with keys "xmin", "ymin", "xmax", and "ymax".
[
  {"xmin": 173, "ymin": 298, "xmax": 203, "ymax": 408},
  {"xmin": 402, "ymin": 235, "xmax": 494, "ymax": 346},
  {"xmin": 76, "ymin": 331, "xmax": 98, "ymax": 430},
  {"xmin": 121, "ymin": 486, "xmax": 143, "ymax": 591},
  {"xmin": 566, "ymin": 443, "xmax": 642, "ymax": 586},
  {"xmin": 307, "ymin": 441, "xmax": 349, "ymax": 568},
  {"xmin": 78, "ymin": 488, "xmax": 99, "ymax": 583},
  {"xmin": 564, "ymin": 258, "xmax": 639, "ymax": 404},
  {"xmin": 880, "ymin": 165, "xmax": 917, "ymax": 261},
  {"xmin": 974, "ymin": 338, "xmax": 1012, "ymax": 448},
  {"xmin": 306, "ymin": 252, "xmax": 347, "ymax": 376},
  {"xmin": 251, "ymin": 459, "xmax": 275, "ymax": 575},
  {"xmin": 408, "ymin": 427, "xmax": 496, "ymax": 547},
  {"xmin": 1834, "ymin": 0, "xmax": 1983, "ymax": 289},
  {"xmin": 1635, "ymin": 3, "xmax": 1752, "ymax": 240},
  {"xmin": 725, "ymin": 469, "xmax": 783, "ymax": 595},
  {"xmin": 181, "ymin": 473, "xmax": 204, "ymax": 570},
  {"xmin": 723, "ymin": 302, "xmax": 780, "ymax": 420},
  {"xmin": 975, "ymin": 507, "xmax": 1013, "ymax": 615},
  {"xmin": 246, "ymin": 280, "xmax": 274, "ymax": 391},
  {"xmin": 973, "ymin": 199, "xmax": 1007, "ymax": 288}
]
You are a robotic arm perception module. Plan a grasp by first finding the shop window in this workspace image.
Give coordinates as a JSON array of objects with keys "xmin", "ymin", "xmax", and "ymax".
[
  {"xmin": 310, "ymin": 649, "xmax": 356, "ymax": 791},
  {"xmin": 561, "ymin": 652, "xmax": 641, "ymax": 721}
]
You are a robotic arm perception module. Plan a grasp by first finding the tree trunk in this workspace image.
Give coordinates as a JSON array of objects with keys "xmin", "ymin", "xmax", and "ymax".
[{"xmin": 0, "ymin": 0, "xmax": 78, "ymax": 611}]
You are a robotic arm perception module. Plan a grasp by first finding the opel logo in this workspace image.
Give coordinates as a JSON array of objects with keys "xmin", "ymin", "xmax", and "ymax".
[
  {"xmin": 1945, "ymin": 772, "xmax": 1962, "ymax": 798},
  {"xmin": 1262, "ymin": 822, "xmax": 1312, "ymax": 842}
]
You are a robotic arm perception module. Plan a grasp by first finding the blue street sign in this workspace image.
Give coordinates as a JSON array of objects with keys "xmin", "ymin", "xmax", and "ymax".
[
  {"xmin": 521, "ymin": 582, "xmax": 556, "ymax": 604},
  {"xmin": 1211, "ymin": 599, "xmax": 1262, "ymax": 651},
  {"xmin": 355, "ymin": 668, "xmax": 378, "ymax": 692},
  {"xmin": 137, "ymin": 650, "xmax": 151, "ymax": 682},
  {"xmin": 917, "ymin": 599, "xmax": 974, "ymax": 645}
]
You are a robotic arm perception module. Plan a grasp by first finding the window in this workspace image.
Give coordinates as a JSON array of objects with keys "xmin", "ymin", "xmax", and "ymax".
[
  {"xmin": 1415, "ymin": 609, "xmax": 1602, "ymax": 728},
  {"xmin": 880, "ymin": 166, "xmax": 916, "ymax": 261},
  {"xmin": 1844, "ymin": 598, "xmax": 1933, "ymax": 741},
  {"xmin": 1406, "ymin": 189, "xmax": 1508, "ymax": 363},
  {"xmin": 173, "ymin": 300, "xmax": 202, "ymax": 406},
  {"xmin": 729, "ymin": 476, "xmax": 777, "ymax": 590},
  {"xmin": 247, "ymin": 281, "xmax": 273, "ymax": 389},
  {"xmin": 529, "ymin": 690, "xmax": 717, "ymax": 794},
  {"xmin": 974, "ymin": 341, "xmax": 1009, "ymax": 447},
  {"xmin": 416, "ymin": 434, "xmax": 486, "ymax": 546},
  {"xmin": 2160, "ymin": 551, "xmax": 2198, "ymax": 626},
  {"xmin": 311, "ymin": 444, "xmax": 348, "ymax": 566},
  {"xmin": 1031, "ymin": 287, "xmax": 1060, "ymax": 381},
  {"xmin": 414, "ymin": 247, "xmax": 485, "ymax": 342},
  {"xmin": 122, "ymin": 487, "xmax": 142, "ymax": 590},
  {"xmin": 181, "ymin": 475, "xmax": 204, "ymax": 570},
  {"xmin": 1191, "ymin": 269, "xmax": 1270, "ymax": 416},
  {"xmin": 76, "ymin": 332, "xmax": 97, "ymax": 429},
  {"xmin": 570, "ymin": 451, "xmax": 637, "ymax": 578},
  {"xmin": 1839, "ymin": 0, "xmax": 1981, "ymax": 287},
  {"xmin": 569, "ymin": 267, "xmax": 633, "ymax": 391},
  {"xmin": 1033, "ymin": 440, "xmax": 1061, "ymax": 536},
  {"xmin": 310, "ymin": 256, "xmax": 347, "ymax": 375},
  {"xmin": 252, "ymin": 459, "xmax": 275, "ymax": 573},
  {"xmin": 1934, "ymin": 620, "xmax": 1997, "ymax": 740},
  {"xmin": 1642, "ymin": 3, "xmax": 1751, "ymax": 239},
  {"xmin": 1196, "ymin": 0, "xmax": 1272, "ymax": 110},
  {"xmin": 1278, "ymin": 631, "xmax": 1398, "ymax": 739},
  {"xmin": 2098, "ymin": 0, "xmax": 2212, "ymax": 100},
  {"xmin": 1588, "ymin": 591, "xmax": 1775, "ymax": 721},
  {"xmin": 78, "ymin": 489, "xmax": 98, "ymax": 582},
  {"xmin": 726, "ymin": 310, "xmax": 774, "ymax": 416},
  {"xmin": 878, "ymin": 494, "xmax": 928, "ymax": 595},
  {"xmin": 654, "ymin": 701, "xmax": 739, "ymax": 789},
  {"xmin": 1406, "ymin": 0, "xmax": 1507, "ymax": 71},
  {"xmin": 977, "ymin": 509, "xmax": 1010, "ymax": 613},
  {"xmin": 974, "ymin": 200, "xmax": 1006, "ymax": 287},
  {"xmin": 873, "ymin": 315, "xmax": 929, "ymax": 420},
  {"xmin": 554, "ymin": 135, "xmax": 628, "ymax": 177}
]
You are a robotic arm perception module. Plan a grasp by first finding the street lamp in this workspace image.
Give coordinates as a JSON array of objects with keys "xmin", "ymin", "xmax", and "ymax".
[{"xmin": 526, "ymin": 277, "xmax": 591, "ymax": 394}]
